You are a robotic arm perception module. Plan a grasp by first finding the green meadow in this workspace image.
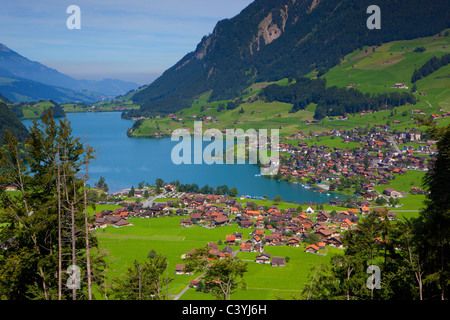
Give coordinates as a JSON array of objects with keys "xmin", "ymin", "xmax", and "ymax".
[
  {"xmin": 323, "ymin": 30, "xmax": 450, "ymax": 102},
  {"xmin": 94, "ymin": 215, "xmax": 336, "ymax": 300}
]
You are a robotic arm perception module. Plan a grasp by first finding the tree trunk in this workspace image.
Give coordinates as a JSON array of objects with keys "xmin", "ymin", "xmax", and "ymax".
[{"xmin": 83, "ymin": 172, "xmax": 92, "ymax": 300}]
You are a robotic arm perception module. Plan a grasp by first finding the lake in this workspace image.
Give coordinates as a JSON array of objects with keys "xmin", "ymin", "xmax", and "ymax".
[{"xmin": 22, "ymin": 112, "xmax": 346, "ymax": 204}]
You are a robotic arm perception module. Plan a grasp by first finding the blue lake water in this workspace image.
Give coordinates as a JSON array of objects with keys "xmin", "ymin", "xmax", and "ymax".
[{"xmin": 22, "ymin": 112, "xmax": 346, "ymax": 204}]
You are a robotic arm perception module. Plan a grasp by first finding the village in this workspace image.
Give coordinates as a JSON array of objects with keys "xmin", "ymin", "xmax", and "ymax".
[
  {"xmin": 91, "ymin": 182, "xmax": 399, "ymax": 277},
  {"xmin": 274, "ymin": 123, "xmax": 435, "ymax": 197}
]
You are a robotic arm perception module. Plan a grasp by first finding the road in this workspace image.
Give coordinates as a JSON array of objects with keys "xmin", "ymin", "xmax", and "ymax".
[
  {"xmin": 142, "ymin": 196, "xmax": 158, "ymax": 208},
  {"xmin": 171, "ymin": 273, "xmax": 205, "ymax": 300},
  {"xmin": 388, "ymin": 136, "xmax": 401, "ymax": 153}
]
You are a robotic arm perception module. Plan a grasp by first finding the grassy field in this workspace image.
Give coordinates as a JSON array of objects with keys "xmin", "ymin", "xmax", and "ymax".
[
  {"xmin": 19, "ymin": 100, "xmax": 58, "ymax": 119},
  {"xmin": 94, "ymin": 215, "xmax": 337, "ymax": 300},
  {"xmin": 323, "ymin": 30, "xmax": 450, "ymax": 105}
]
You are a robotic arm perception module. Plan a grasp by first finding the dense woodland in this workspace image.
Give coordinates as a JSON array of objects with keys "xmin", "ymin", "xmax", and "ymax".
[
  {"xmin": 260, "ymin": 77, "xmax": 417, "ymax": 119},
  {"xmin": 0, "ymin": 101, "xmax": 29, "ymax": 143},
  {"xmin": 411, "ymin": 53, "xmax": 450, "ymax": 83}
]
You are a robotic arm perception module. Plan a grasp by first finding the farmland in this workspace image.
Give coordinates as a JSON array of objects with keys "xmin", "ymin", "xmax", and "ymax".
[{"xmin": 94, "ymin": 214, "xmax": 337, "ymax": 300}]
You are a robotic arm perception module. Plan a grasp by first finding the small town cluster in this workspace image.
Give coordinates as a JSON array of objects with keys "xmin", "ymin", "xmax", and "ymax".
[
  {"xmin": 275, "ymin": 125, "xmax": 435, "ymax": 194},
  {"xmin": 91, "ymin": 188, "xmax": 398, "ymax": 274}
]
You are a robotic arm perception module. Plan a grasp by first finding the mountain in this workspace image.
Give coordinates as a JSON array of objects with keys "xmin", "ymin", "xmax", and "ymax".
[
  {"xmin": 0, "ymin": 66, "xmax": 106, "ymax": 104},
  {"xmin": 0, "ymin": 44, "xmax": 139, "ymax": 98},
  {"xmin": 0, "ymin": 101, "xmax": 28, "ymax": 143},
  {"xmin": 130, "ymin": 0, "xmax": 449, "ymax": 116}
]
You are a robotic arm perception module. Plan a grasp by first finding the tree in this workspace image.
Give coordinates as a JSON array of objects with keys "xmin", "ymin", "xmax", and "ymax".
[
  {"xmin": 111, "ymin": 254, "xmax": 172, "ymax": 300},
  {"xmin": 128, "ymin": 186, "xmax": 135, "ymax": 197},
  {"xmin": 0, "ymin": 110, "xmax": 105, "ymax": 300},
  {"xmin": 413, "ymin": 121, "xmax": 450, "ymax": 300},
  {"xmin": 229, "ymin": 187, "xmax": 238, "ymax": 197},
  {"xmin": 202, "ymin": 258, "xmax": 247, "ymax": 300},
  {"xmin": 95, "ymin": 176, "xmax": 109, "ymax": 192},
  {"xmin": 305, "ymin": 211, "xmax": 401, "ymax": 300},
  {"xmin": 375, "ymin": 197, "xmax": 387, "ymax": 206},
  {"xmin": 155, "ymin": 178, "xmax": 164, "ymax": 189},
  {"xmin": 183, "ymin": 246, "xmax": 247, "ymax": 300},
  {"xmin": 273, "ymin": 195, "xmax": 282, "ymax": 204}
]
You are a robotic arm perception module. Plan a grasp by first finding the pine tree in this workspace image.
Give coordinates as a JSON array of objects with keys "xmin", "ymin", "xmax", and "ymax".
[{"xmin": 413, "ymin": 122, "xmax": 450, "ymax": 300}]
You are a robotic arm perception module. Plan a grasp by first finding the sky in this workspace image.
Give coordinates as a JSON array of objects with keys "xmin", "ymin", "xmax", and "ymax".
[{"xmin": 0, "ymin": 0, "xmax": 254, "ymax": 85}]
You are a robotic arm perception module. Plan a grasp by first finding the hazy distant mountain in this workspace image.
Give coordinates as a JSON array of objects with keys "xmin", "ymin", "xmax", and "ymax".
[
  {"xmin": 130, "ymin": 0, "xmax": 449, "ymax": 116},
  {"xmin": 0, "ymin": 43, "xmax": 139, "ymax": 98},
  {"xmin": 0, "ymin": 66, "xmax": 107, "ymax": 104}
]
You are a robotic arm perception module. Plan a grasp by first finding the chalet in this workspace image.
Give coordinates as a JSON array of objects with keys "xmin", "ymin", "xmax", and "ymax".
[
  {"xmin": 180, "ymin": 219, "xmax": 192, "ymax": 227},
  {"xmin": 207, "ymin": 242, "xmax": 218, "ymax": 250},
  {"xmin": 305, "ymin": 244, "xmax": 319, "ymax": 254},
  {"xmin": 392, "ymin": 83, "xmax": 408, "ymax": 89},
  {"xmin": 316, "ymin": 212, "xmax": 330, "ymax": 222},
  {"xmin": 326, "ymin": 237, "xmax": 343, "ymax": 248},
  {"xmin": 175, "ymin": 264, "xmax": 186, "ymax": 275},
  {"xmin": 252, "ymin": 235, "xmax": 262, "ymax": 244},
  {"xmin": 221, "ymin": 246, "xmax": 234, "ymax": 256},
  {"xmin": 287, "ymin": 237, "xmax": 301, "ymax": 247},
  {"xmin": 240, "ymin": 242, "xmax": 252, "ymax": 252},
  {"xmin": 114, "ymin": 218, "xmax": 131, "ymax": 227},
  {"xmin": 149, "ymin": 205, "xmax": 162, "ymax": 214},
  {"xmin": 104, "ymin": 215, "xmax": 121, "ymax": 225},
  {"xmin": 4, "ymin": 184, "xmax": 18, "ymax": 191},
  {"xmin": 332, "ymin": 214, "xmax": 359, "ymax": 224},
  {"xmin": 271, "ymin": 257, "xmax": 286, "ymax": 267},
  {"xmin": 265, "ymin": 234, "xmax": 279, "ymax": 245},
  {"xmin": 246, "ymin": 210, "xmax": 260, "ymax": 217},
  {"xmin": 232, "ymin": 232, "xmax": 243, "ymax": 241},
  {"xmin": 209, "ymin": 248, "xmax": 223, "ymax": 258},
  {"xmin": 188, "ymin": 201, "xmax": 203, "ymax": 209},
  {"xmin": 329, "ymin": 199, "xmax": 346, "ymax": 206},
  {"xmin": 238, "ymin": 220, "xmax": 254, "ymax": 228},
  {"xmin": 317, "ymin": 242, "xmax": 326, "ymax": 250},
  {"xmin": 212, "ymin": 215, "xmax": 229, "ymax": 226},
  {"xmin": 141, "ymin": 210, "xmax": 154, "ymax": 218},
  {"xmin": 383, "ymin": 187, "xmax": 402, "ymax": 198},
  {"xmin": 363, "ymin": 192, "xmax": 378, "ymax": 200},
  {"xmin": 340, "ymin": 218, "xmax": 353, "ymax": 230},
  {"xmin": 225, "ymin": 235, "xmax": 236, "ymax": 246},
  {"xmin": 314, "ymin": 229, "xmax": 333, "ymax": 239},
  {"xmin": 253, "ymin": 242, "xmax": 264, "ymax": 253},
  {"xmin": 388, "ymin": 212, "xmax": 397, "ymax": 220},
  {"xmin": 189, "ymin": 280, "xmax": 201, "ymax": 288},
  {"xmin": 313, "ymin": 222, "xmax": 328, "ymax": 231},
  {"xmin": 250, "ymin": 229, "xmax": 265, "ymax": 237},
  {"xmin": 94, "ymin": 217, "xmax": 107, "ymax": 228},
  {"xmin": 255, "ymin": 252, "xmax": 271, "ymax": 264}
]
